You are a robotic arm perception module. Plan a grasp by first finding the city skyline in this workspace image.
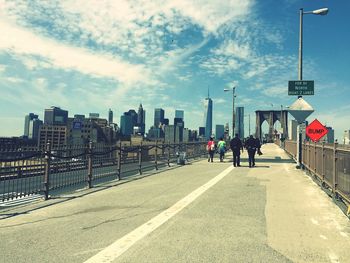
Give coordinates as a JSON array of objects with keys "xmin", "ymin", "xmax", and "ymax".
[
  {"xmin": 17, "ymin": 102, "xmax": 220, "ymax": 138},
  {"xmin": 0, "ymin": 0, "xmax": 349, "ymax": 140}
]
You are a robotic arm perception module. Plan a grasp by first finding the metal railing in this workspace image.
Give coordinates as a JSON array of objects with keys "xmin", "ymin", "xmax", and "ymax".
[
  {"xmin": 283, "ymin": 140, "xmax": 350, "ymax": 205},
  {"xmin": 0, "ymin": 141, "xmax": 207, "ymax": 202}
]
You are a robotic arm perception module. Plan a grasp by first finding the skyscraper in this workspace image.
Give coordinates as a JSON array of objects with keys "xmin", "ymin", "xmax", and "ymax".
[
  {"xmin": 120, "ymin": 114, "xmax": 133, "ymax": 136},
  {"xmin": 24, "ymin": 113, "xmax": 42, "ymax": 140},
  {"xmin": 127, "ymin": 109, "xmax": 138, "ymax": 127},
  {"xmin": 321, "ymin": 127, "xmax": 334, "ymax": 143},
  {"xmin": 120, "ymin": 109, "xmax": 138, "ymax": 137},
  {"xmin": 203, "ymin": 92, "xmax": 213, "ymax": 139},
  {"xmin": 24, "ymin": 113, "xmax": 38, "ymax": 137},
  {"xmin": 137, "ymin": 104, "xmax": 145, "ymax": 135},
  {"xmin": 199, "ymin": 127, "xmax": 206, "ymax": 137},
  {"xmin": 164, "ymin": 125, "xmax": 179, "ymax": 143},
  {"xmin": 154, "ymin": 108, "xmax": 165, "ymax": 128},
  {"xmin": 44, "ymin": 106, "xmax": 68, "ymax": 125},
  {"xmin": 174, "ymin": 117, "xmax": 184, "ymax": 142},
  {"xmin": 235, "ymin": 107, "xmax": 244, "ymax": 140},
  {"xmin": 215, "ymin": 125, "xmax": 225, "ymax": 140},
  {"xmin": 108, "ymin": 109, "xmax": 113, "ymax": 124}
]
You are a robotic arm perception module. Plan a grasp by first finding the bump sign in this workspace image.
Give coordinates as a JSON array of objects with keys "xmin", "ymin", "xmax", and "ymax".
[{"xmin": 306, "ymin": 119, "xmax": 328, "ymax": 142}]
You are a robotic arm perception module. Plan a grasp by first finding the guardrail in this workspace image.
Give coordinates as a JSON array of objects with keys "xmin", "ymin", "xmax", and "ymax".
[
  {"xmin": 283, "ymin": 140, "xmax": 350, "ymax": 207},
  {"xmin": 0, "ymin": 141, "xmax": 207, "ymax": 202}
]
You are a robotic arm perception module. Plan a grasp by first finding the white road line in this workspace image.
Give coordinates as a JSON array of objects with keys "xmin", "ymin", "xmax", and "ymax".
[{"xmin": 83, "ymin": 165, "xmax": 234, "ymax": 263}]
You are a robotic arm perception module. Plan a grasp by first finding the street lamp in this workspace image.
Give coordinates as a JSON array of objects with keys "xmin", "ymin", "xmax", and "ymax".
[
  {"xmin": 224, "ymin": 86, "xmax": 236, "ymax": 138},
  {"xmin": 298, "ymin": 7, "xmax": 329, "ymax": 82},
  {"xmin": 295, "ymin": 7, "xmax": 328, "ymax": 168}
]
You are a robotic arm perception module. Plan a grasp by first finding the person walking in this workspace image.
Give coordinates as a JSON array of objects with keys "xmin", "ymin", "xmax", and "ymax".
[
  {"xmin": 245, "ymin": 135, "xmax": 260, "ymax": 168},
  {"xmin": 255, "ymin": 137, "xmax": 262, "ymax": 156},
  {"xmin": 217, "ymin": 137, "xmax": 226, "ymax": 162},
  {"xmin": 230, "ymin": 133, "xmax": 243, "ymax": 167},
  {"xmin": 207, "ymin": 136, "xmax": 216, "ymax": 162}
]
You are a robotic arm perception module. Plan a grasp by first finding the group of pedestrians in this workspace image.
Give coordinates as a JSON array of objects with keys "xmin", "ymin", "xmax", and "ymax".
[
  {"xmin": 207, "ymin": 134, "xmax": 261, "ymax": 168},
  {"xmin": 207, "ymin": 137, "xmax": 226, "ymax": 162}
]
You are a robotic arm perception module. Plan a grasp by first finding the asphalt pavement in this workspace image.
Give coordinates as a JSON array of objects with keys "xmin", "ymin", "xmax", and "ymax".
[{"xmin": 0, "ymin": 144, "xmax": 349, "ymax": 263}]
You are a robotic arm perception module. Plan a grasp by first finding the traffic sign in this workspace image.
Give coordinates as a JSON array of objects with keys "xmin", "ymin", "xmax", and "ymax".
[
  {"xmin": 306, "ymin": 119, "xmax": 328, "ymax": 142},
  {"xmin": 288, "ymin": 97, "xmax": 314, "ymax": 124},
  {"xmin": 288, "ymin": 80, "xmax": 314, "ymax": 95}
]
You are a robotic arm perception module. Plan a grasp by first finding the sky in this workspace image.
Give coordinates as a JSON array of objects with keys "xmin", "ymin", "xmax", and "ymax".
[{"xmin": 0, "ymin": 0, "xmax": 349, "ymax": 141}]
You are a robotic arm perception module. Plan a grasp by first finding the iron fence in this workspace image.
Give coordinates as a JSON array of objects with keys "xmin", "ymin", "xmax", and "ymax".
[
  {"xmin": 284, "ymin": 140, "xmax": 350, "ymax": 205},
  {"xmin": 0, "ymin": 141, "xmax": 207, "ymax": 202}
]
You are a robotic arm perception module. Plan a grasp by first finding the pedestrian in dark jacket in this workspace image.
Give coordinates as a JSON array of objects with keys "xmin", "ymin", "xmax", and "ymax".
[
  {"xmin": 230, "ymin": 133, "xmax": 243, "ymax": 167},
  {"xmin": 245, "ymin": 135, "xmax": 261, "ymax": 168}
]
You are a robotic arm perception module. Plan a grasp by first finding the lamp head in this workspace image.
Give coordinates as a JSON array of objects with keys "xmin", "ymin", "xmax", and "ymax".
[{"xmin": 312, "ymin": 7, "xmax": 329, "ymax": 15}]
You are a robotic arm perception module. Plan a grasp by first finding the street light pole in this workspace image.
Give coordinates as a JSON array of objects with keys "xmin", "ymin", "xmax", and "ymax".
[
  {"xmin": 298, "ymin": 7, "xmax": 328, "ymax": 84},
  {"xmin": 224, "ymin": 86, "xmax": 236, "ymax": 139},
  {"xmin": 232, "ymin": 87, "xmax": 236, "ymax": 138},
  {"xmin": 299, "ymin": 8, "xmax": 303, "ymax": 82},
  {"xmin": 248, "ymin": 114, "xmax": 250, "ymax": 135},
  {"xmin": 295, "ymin": 7, "xmax": 328, "ymax": 168},
  {"xmin": 280, "ymin": 105, "xmax": 283, "ymax": 136}
]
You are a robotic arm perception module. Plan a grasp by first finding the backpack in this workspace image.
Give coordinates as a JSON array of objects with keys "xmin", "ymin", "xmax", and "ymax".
[
  {"xmin": 207, "ymin": 141, "xmax": 215, "ymax": 151},
  {"xmin": 210, "ymin": 143, "xmax": 215, "ymax": 151}
]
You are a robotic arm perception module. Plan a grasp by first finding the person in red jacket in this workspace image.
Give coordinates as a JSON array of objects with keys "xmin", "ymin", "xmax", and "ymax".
[{"xmin": 207, "ymin": 137, "xmax": 216, "ymax": 162}]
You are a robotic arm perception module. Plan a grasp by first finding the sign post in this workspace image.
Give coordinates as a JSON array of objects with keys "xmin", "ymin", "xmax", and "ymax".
[
  {"xmin": 288, "ymin": 80, "xmax": 314, "ymax": 96},
  {"xmin": 287, "ymin": 97, "xmax": 314, "ymax": 169}
]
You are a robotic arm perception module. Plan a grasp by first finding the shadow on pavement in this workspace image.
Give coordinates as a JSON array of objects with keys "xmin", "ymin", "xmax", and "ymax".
[
  {"xmin": 240, "ymin": 157, "xmax": 295, "ymax": 164},
  {"xmin": 0, "ymin": 158, "xmax": 204, "ymax": 220}
]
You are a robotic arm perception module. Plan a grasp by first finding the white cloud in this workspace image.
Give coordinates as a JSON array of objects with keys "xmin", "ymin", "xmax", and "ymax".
[
  {"xmin": 0, "ymin": 64, "xmax": 6, "ymax": 72},
  {"xmin": 213, "ymin": 98, "xmax": 228, "ymax": 104},
  {"xmin": 4, "ymin": 76, "xmax": 24, "ymax": 83},
  {"xmin": 213, "ymin": 40, "xmax": 252, "ymax": 60},
  {"xmin": 0, "ymin": 19, "xmax": 157, "ymax": 86}
]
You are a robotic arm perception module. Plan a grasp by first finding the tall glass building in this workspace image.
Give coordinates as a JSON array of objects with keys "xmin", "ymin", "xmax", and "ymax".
[
  {"xmin": 137, "ymin": 104, "xmax": 145, "ymax": 135},
  {"xmin": 108, "ymin": 109, "xmax": 113, "ymax": 124},
  {"xmin": 154, "ymin": 108, "xmax": 165, "ymax": 128},
  {"xmin": 215, "ymin": 125, "xmax": 225, "ymax": 140},
  {"xmin": 235, "ymin": 107, "xmax": 244, "ymax": 140},
  {"xmin": 203, "ymin": 95, "xmax": 213, "ymax": 140},
  {"xmin": 120, "ymin": 114, "xmax": 133, "ymax": 136},
  {"xmin": 24, "ymin": 113, "xmax": 42, "ymax": 140}
]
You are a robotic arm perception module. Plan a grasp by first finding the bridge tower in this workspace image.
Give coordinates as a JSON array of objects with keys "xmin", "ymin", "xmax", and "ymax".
[{"xmin": 255, "ymin": 110, "xmax": 288, "ymax": 142}]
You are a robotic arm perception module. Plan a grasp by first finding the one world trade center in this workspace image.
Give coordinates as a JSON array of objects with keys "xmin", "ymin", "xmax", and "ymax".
[{"xmin": 203, "ymin": 91, "xmax": 213, "ymax": 140}]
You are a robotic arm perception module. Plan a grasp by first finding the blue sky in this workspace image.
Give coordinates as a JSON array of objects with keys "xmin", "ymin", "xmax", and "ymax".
[{"xmin": 0, "ymin": 0, "xmax": 349, "ymax": 140}]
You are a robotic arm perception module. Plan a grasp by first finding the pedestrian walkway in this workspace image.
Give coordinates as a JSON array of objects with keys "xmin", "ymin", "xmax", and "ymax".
[{"xmin": 0, "ymin": 144, "xmax": 349, "ymax": 263}]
